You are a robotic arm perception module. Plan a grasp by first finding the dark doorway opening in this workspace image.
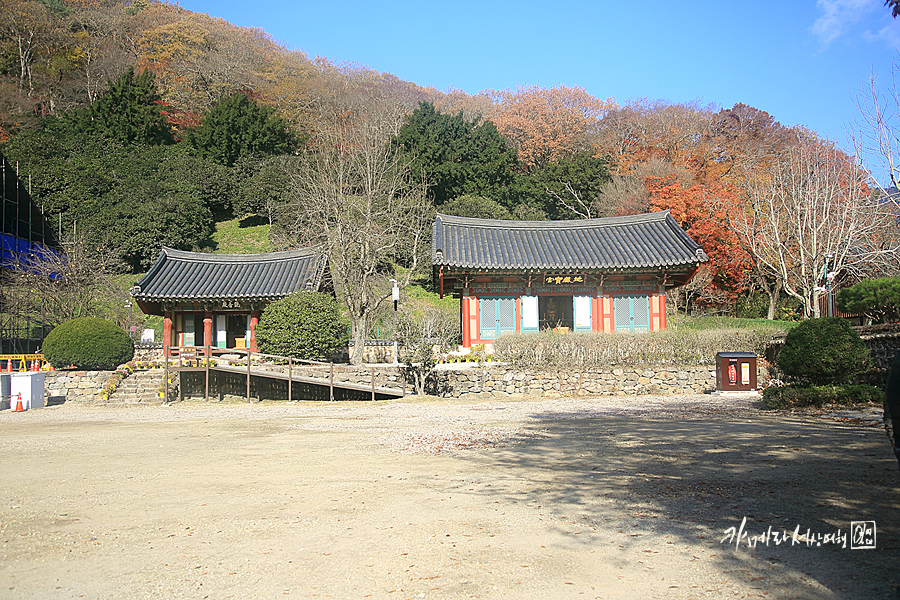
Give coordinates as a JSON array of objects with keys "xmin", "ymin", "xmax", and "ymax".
[{"xmin": 539, "ymin": 296, "xmax": 573, "ymax": 330}]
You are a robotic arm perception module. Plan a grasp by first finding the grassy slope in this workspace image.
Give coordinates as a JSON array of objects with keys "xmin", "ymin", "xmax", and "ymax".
[
  {"xmin": 210, "ymin": 217, "xmax": 273, "ymax": 254},
  {"xmin": 668, "ymin": 314, "xmax": 798, "ymax": 332}
]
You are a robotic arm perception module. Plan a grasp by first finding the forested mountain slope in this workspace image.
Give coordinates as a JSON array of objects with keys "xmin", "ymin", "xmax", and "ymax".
[{"xmin": 2, "ymin": 0, "xmax": 895, "ymax": 325}]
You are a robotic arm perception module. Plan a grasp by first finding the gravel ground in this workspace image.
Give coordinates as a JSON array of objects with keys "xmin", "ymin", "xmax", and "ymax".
[{"xmin": 0, "ymin": 393, "xmax": 897, "ymax": 600}]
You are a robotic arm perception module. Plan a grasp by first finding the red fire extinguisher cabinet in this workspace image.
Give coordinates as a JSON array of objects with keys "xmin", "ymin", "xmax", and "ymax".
[{"xmin": 715, "ymin": 352, "xmax": 757, "ymax": 392}]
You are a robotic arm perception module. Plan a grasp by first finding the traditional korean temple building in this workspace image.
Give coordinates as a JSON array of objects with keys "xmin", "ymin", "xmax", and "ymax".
[
  {"xmin": 432, "ymin": 211, "xmax": 707, "ymax": 348},
  {"xmin": 133, "ymin": 247, "xmax": 327, "ymax": 353}
]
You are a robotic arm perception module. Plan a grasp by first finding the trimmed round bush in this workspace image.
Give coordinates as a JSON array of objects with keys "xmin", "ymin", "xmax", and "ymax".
[
  {"xmin": 762, "ymin": 384, "xmax": 883, "ymax": 409},
  {"xmin": 777, "ymin": 317, "xmax": 869, "ymax": 386},
  {"xmin": 43, "ymin": 317, "xmax": 134, "ymax": 371},
  {"xmin": 255, "ymin": 292, "xmax": 350, "ymax": 361}
]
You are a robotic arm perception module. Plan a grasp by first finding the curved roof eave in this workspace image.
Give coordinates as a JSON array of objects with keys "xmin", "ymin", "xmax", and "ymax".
[{"xmin": 432, "ymin": 211, "xmax": 706, "ymax": 272}]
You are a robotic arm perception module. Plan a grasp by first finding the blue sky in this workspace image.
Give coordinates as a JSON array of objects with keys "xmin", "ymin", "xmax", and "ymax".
[{"xmin": 177, "ymin": 0, "xmax": 899, "ymax": 177}]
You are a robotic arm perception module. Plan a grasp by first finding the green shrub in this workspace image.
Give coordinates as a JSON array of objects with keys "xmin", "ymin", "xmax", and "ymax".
[
  {"xmin": 777, "ymin": 317, "xmax": 869, "ymax": 386},
  {"xmin": 732, "ymin": 293, "xmax": 802, "ymax": 321},
  {"xmin": 492, "ymin": 328, "xmax": 778, "ymax": 369},
  {"xmin": 835, "ymin": 277, "xmax": 900, "ymax": 323},
  {"xmin": 42, "ymin": 317, "xmax": 134, "ymax": 370},
  {"xmin": 255, "ymin": 292, "xmax": 350, "ymax": 361},
  {"xmin": 762, "ymin": 384, "xmax": 883, "ymax": 409}
]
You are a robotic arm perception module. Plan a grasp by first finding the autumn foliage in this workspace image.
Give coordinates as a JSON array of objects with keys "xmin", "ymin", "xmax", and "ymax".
[
  {"xmin": 489, "ymin": 85, "xmax": 615, "ymax": 171},
  {"xmin": 646, "ymin": 175, "xmax": 749, "ymax": 301}
]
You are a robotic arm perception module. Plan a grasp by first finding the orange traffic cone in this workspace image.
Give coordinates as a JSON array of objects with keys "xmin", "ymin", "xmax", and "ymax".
[
  {"xmin": 5, "ymin": 359, "xmax": 10, "ymax": 372},
  {"xmin": 13, "ymin": 393, "xmax": 24, "ymax": 412}
]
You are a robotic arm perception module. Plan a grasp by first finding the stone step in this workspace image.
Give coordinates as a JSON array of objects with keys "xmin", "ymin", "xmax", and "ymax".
[{"xmin": 108, "ymin": 370, "xmax": 166, "ymax": 403}]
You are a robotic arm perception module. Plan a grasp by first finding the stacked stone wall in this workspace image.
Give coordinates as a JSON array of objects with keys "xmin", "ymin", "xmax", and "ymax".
[
  {"xmin": 44, "ymin": 371, "xmax": 113, "ymax": 404},
  {"xmin": 38, "ymin": 363, "xmax": 757, "ymax": 404},
  {"xmin": 861, "ymin": 333, "xmax": 900, "ymax": 373},
  {"xmin": 435, "ymin": 365, "xmax": 723, "ymax": 398},
  {"xmin": 133, "ymin": 343, "xmax": 164, "ymax": 362},
  {"xmin": 272, "ymin": 364, "xmax": 739, "ymax": 398}
]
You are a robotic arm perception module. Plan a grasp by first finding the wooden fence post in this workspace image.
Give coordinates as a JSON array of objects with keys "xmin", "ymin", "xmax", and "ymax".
[
  {"xmin": 164, "ymin": 348, "xmax": 169, "ymax": 404},
  {"xmin": 204, "ymin": 345, "xmax": 210, "ymax": 403}
]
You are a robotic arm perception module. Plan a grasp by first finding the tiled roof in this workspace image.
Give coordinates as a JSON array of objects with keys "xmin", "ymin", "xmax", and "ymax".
[
  {"xmin": 432, "ymin": 211, "xmax": 707, "ymax": 271},
  {"xmin": 133, "ymin": 247, "xmax": 326, "ymax": 301}
]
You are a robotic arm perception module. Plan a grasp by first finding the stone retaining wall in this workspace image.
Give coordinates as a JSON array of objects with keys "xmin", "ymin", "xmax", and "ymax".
[
  {"xmin": 861, "ymin": 333, "xmax": 900, "ymax": 373},
  {"xmin": 44, "ymin": 371, "xmax": 113, "ymax": 404},
  {"xmin": 39, "ymin": 363, "xmax": 749, "ymax": 404},
  {"xmin": 133, "ymin": 343, "xmax": 164, "ymax": 362},
  {"xmin": 289, "ymin": 363, "xmax": 743, "ymax": 398},
  {"xmin": 435, "ymin": 364, "xmax": 724, "ymax": 398}
]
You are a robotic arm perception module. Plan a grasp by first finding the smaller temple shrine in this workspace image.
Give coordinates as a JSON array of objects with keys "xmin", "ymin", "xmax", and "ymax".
[
  {"xmin": 431, "ymin": 211, "xmax": 708, "ymax": 348},
  {"xmin": 133, "ymin": 247, "xmax": 328, "ymax": 353}
]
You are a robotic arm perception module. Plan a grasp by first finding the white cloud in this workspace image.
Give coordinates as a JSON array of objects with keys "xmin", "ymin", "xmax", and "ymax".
[
  {"xmin": 811, "ymin": 0, "xmax": 878, "ymax": 46},
  {"xmin": 864, "ymin": 23, "xmax": 900, "ymax": 48}
]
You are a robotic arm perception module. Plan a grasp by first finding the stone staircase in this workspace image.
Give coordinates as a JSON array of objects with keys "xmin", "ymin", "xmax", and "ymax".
[{"xmin": 109, "ymin": 369, "xmax": 166, "ymax": 404}]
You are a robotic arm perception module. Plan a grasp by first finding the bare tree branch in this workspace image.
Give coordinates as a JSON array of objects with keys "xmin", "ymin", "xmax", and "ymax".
[{"xmin": 277, "ymin": 94, "xmax": 432, "ymax": 364}]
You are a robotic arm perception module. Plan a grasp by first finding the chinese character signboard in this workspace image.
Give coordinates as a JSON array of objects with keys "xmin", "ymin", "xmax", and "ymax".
[{"xmin": 544, "ymin": 274, "xmax": 584, "ymax": 285}]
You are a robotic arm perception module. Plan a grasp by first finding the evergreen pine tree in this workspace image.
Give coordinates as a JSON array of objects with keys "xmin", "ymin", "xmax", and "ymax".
[
  {"xmin": 69, "ymin": 68, "xmax": 174, "ymax": 145},
  {"xmin": 185, "ymin": 92, "xmax": 299, "ymax": 167}
]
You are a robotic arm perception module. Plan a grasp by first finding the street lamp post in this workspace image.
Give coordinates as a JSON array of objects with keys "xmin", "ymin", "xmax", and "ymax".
[
  {"xmin": 390, "ymin": 279, "xmax": 399, "ymax": 366},
  {"xmin": 824, "ymin": 254, "xmax": 834, "ymax": 317},
  {"xmin": 125, "ymin": 299, "xmax": 134, "ymax": 339}
]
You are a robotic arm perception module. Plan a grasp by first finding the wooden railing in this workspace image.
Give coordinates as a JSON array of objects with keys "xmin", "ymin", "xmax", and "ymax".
[{"xmin": 163, "ymin": 346, "xmax": 405, "ymax": 402}]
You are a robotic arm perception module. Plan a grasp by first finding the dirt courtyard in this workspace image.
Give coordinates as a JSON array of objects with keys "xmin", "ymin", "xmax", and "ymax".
[{"xmin": 0, "ymin": 394, "xmax": 897, "ymax": 600}]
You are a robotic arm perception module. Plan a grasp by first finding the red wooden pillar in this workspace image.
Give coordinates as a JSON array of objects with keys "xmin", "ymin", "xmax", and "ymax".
[
  {"xmin": 598, "ymin": 295, "xmax": 614, "ymax": 333},
  {"xmin": 514, "ymin": 296, "xmax": 522, "ymax": 333},
  {"xmin": 461, "ymin": 295, "xmax": 471, "ymax": 348},
  {"xmin": 163, "ymin": 311, "xmax": 173, "ymax": 356},
  {"xmin": 249, "ymin": 310, "xmax": 260, "ymax": 352},
  {"xmin": 203, "ymin": 311, "xmax": 213, "ymax": 348},
  {"xmin": 658, "ymin": 293, "xmax": 667, "ymax": 330}
]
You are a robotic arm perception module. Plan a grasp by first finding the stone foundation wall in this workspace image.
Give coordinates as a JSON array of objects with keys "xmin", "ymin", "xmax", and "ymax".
[
  {"xmin": 38, "ymin": 362, "xmax": 757, "ymax": 404},
  {"xmin": 133, "ymin": 343, "xmax": 164, "ymax": 362},
  {"xmin": 289, "ymin": 363, "xmax": 749, "ymax": 398},
  {"xmin": 34, "ymin": 329, "xmax": 900, "ymax": 405},
  {"xmin": 436, "ymin": 364, "xmax": 724, "ymax": 398},
  {"xmin": 175, "ymin": 363, "xmax": 730, "ymax": 401},
  {"xmin": 861, "ymin": 333, "xmax": 900, "ymax": 373},
  {"xmin": 44, "ymin": 371, "xmax": 113, "ymax": 404}
]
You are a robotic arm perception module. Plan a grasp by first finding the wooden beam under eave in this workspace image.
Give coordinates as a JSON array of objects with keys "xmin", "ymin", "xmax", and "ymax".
[{"xmin": 668, "ymin": 265, "xmax": 701, "ymax": 289}]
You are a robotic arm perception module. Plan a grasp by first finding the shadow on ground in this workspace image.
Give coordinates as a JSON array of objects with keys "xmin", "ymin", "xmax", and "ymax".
[{"xmin": 461, "ymin": 412, "xmax": 899, "ymax": 599}]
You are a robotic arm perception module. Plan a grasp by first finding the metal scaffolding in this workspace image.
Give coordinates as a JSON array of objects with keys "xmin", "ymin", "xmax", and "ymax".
[{"xmin": 0, "ymin": 152, "xmax": 60, "ymax": 354}]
